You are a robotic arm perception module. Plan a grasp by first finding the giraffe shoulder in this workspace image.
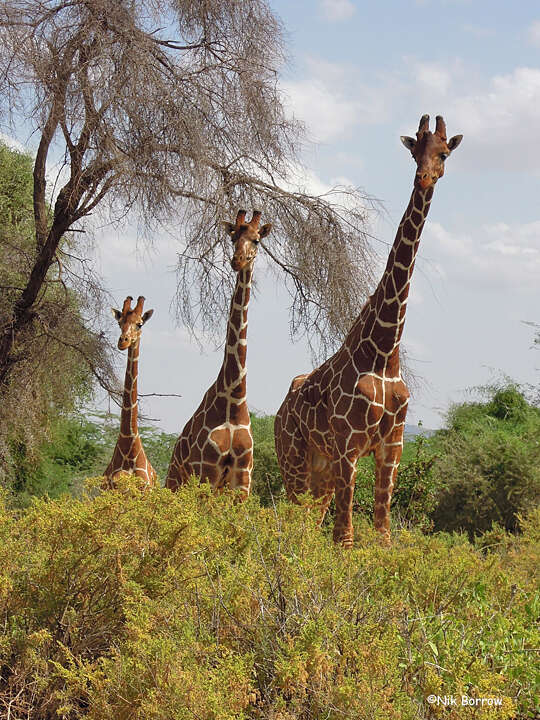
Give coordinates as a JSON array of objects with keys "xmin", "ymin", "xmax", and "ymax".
[{"xmin": 288, "ymin": 372, "xmax": 310, "ymax": 393}]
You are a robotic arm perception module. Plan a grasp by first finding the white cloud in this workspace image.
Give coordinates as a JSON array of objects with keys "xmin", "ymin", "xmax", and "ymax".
[
  {"xmin": 0, "ymin": 133, "xmax": 29, "ymax": 154},
  {"xmin": 282, "ymin": 57, "xmax": 403, "ymax": 142},
  {"xmin": 462, "ymin": 24, "xmax": 496, "ymax": 38},
  {"xmin": 527, "ymin": 20, "xmax": 540, "ymax": 47},
  {"xmin": 93, "ymin": 224, "xmax": 181, "ymax": 281},
  {"xmin": 411, "ymin": 61, "xmax": 453, "ymax": 96},
  {"xmin": 422, "ymin": 220, "xmax": 540, "ymax": 292},
  {"xmin": 144, "ymin": 325, "xmax": 215, "ymax": 352},
  {"xmin": 415, "ymin": 0, "xmax": 472, "ymax": 4},
  {"xmin": 286, "ymin": 55, "xmax": 540, "ymax": 172},
  {"xmin": 281, "ymin": 77, "xmax": 360, "ymax": 143},
  {"xmin": 319, "ymin": 0, "xmax": 356, "ymax": 22},
  {"xmin": 451, "ymin": 67, "xmax": 540, "ymax": 171}
]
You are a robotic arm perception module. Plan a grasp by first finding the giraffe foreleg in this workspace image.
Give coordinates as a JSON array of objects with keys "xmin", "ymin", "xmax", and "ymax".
[
  {"xmin": 274, "ymin": 410, "xmax": 310, "ymax": 502},
  {"xmin": 165, "ymin": 442, "xmax": 191, "ymax": 490},
  {"xmin": 227, "ymin": 426, "xmax": 253, "ymax": 499},
  {"xmin": 331, "ymin": 443, "xmax": 360, "ymax": 548},
  {"xmin": 373, "ymin": 427, "xmax": 405, "ymax": 545},
  {"xmin": 227, "ymin": 467, "xmax": 252, "ymax": 501},
  {"xmin": 308, "ymin": 449, "xmax": 335, "ymax": 526}
]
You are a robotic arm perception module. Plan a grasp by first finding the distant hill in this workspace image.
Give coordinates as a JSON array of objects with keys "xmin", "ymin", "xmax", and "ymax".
[{"xmin": 404, "ymin": 423, "xmax": 435, "ymax": 439}]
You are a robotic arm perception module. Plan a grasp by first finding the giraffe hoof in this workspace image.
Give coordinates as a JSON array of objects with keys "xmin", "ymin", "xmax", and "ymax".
[{"xmin": 333, "ymin": 528, "xmax": 354, "ymax": 548}]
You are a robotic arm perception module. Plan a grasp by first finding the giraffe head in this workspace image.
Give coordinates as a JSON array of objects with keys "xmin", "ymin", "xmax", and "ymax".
[
  {"xmin": 222, "ymin": 209, "xmax": 272, "ymax": 271},
  {"xmin": 401, "ymin": 114, "xmax": 462, "ymax": 190},
  {"xmin": 111, "ymin": 295, "xmax": 154, "ymax": 350}
]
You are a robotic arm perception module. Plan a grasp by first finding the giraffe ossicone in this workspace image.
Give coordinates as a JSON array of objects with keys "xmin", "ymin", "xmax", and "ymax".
[
  {"xmin": 275, "ymin": 114, "xmax": 462, "ymax": 547},
  {"xmin": 104, "ymin": 294, "xmax": 157, "ymax": 489},
  {"xmin": 166, "ymin": 209, "xmax": 272, "ymax": 498}
]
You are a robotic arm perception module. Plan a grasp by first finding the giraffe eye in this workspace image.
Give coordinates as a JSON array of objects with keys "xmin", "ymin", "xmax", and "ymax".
[
  {"xmin": 136, "ymin": 322, "xmax": 143, "ymax": 328},
  {"xmin": 440, "ymin": 152, "xmax": 449, "ymax": 161}
]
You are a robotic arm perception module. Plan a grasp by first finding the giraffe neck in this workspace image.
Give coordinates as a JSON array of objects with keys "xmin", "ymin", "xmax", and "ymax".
[
  {"xmin": 120, "ymin": 338, "xmax": 140, "ymax": 438},
  {"xmin": 349, "ymin": 185, "xmax": 434, "ymax": 372},
  {"xmin": 217, "ymin": 265, "xmax": 252, "ymax": 398}
]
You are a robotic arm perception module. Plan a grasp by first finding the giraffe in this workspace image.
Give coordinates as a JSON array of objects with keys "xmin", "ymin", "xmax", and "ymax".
[
  {"xmin": 104, "ymin": 295, "xmax": 157, "ymax": 489},
  {"xmin": 275, "ymin": 114, "xmax": 462, "ymax": 547},
  {"xmin": 166, "ymin": 209, "xmax": 272, "ymax": 498}
]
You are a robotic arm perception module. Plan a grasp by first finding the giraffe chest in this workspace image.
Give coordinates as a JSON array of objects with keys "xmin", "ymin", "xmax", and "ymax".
[{"xmin": 294, "ymin": 366, "xmax": 410, "ymax": 453}]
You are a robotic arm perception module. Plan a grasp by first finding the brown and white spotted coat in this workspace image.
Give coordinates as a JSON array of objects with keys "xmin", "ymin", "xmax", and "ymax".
[
  {"xmin": 104, "ymin": 295, "xmax": 157, "ymax": 489},
  {"xmin": 275, "ymin": 115, "xmax": 462, "ymax": 547},
  {"xmin": 166, "ymin": 210, "xmax": 272, "ymax": 498}
]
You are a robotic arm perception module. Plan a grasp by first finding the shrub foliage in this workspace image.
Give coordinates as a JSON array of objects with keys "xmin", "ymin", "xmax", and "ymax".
[
  {"xmin": 0, "ymin": 479, "xmax": 537, "ymax": 719},
  {"xmin": 429, "ymin": 385, "xmax": 540, "ymax": 538}
]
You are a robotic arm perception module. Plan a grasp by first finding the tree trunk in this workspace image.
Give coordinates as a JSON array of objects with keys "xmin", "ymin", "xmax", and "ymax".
[{"xmin": 0, "ymin": 220, "xmax": 67, "ymax": 388}]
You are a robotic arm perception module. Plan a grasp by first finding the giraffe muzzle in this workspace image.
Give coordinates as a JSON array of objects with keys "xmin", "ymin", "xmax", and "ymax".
[
  {"xmin": 415, "ymin": 172, "xmax": 437, "ymax": 190},
  {"xmin": 232, "ymin": 255, "xmax": 250, "ymax": 271}
]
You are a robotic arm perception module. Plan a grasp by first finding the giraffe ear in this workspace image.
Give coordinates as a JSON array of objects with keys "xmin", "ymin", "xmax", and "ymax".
[
  {"xmin": 447, "ymin": 134, "xmax": 463, "ymax": 152},
  {"xmin": 141, "ymin": 309, "xmax": 154, "ymax": 324},
  {"xmin": 400, "ymin": 136, "xmax": 416, "ymax": 152},
  {"xmin": 258, "ymin": 223, "xmax": 272, "ymax": 239},
  {"xmin": 111, "ymin": 308, "xmax": 122, "ymax": 321},
  {"xmin": 221, "ymin": 221, "xmax": 235, "ymax": 235}
]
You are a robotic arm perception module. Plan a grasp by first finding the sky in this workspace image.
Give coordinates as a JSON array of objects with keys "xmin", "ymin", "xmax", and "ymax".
[{"xmin": 8, "ymin": 0, "xmax": 540, "ymax": 433}]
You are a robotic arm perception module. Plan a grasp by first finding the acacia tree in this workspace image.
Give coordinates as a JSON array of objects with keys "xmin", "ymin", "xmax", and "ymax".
[
  {"xmin": 0, "ymin": 140, "xmax": 115, "ymax": 480},
  {"xmin": 0, "ymin": 0, "xmax": 377, "ymax": 395}
]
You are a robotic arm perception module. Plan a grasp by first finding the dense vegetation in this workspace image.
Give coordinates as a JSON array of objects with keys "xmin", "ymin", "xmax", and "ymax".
[
  {"xmin": 2, "ymin": 385, "xmax": 538, "ymax": 718},
  {"xmin": 1, "ymin": 478, "xmax": 538, "ymax": 719},
  {"xmin": 429, "ymin": 384, "xmax": 540, "ymax": 538},
  {"xmin": 6, "ymin": 412, "xmax": 176, "ymax": 505}
]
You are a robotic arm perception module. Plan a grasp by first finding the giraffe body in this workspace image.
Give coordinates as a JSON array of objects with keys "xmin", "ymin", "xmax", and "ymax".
[
  {"xmin": 166, "ymin": 211, "xmax": 272, "ymax": 498},
  {"xmin": 104, "ymin": 295, "xmax": 157, "ymax": 489},
  {"xmin": 275, "ymin": 115, "xmax": 462, "ymax": 546}
]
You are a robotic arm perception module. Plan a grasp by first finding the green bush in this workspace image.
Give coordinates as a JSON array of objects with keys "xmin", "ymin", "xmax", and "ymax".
[
  {"xmin": 8, "ymin": 383, "xmax": 540, "ymax": 547},
  {"xmin": 251, "ymin": 413, "xmax": 285, "ymax": 505},
  {"xmin": 5, "ymin": 413, "xmax": 178, "ymax": 503},
  {"xmin": 429, "ymin": 384, "xmax": 540, "ymax": 538},
  {"xmin": 7, "ymin": 416, "xmax": 104, "ymax": 504},
  {"xmin": 0, "ymin": 478, "xmax": 537, "ymax": 719}
]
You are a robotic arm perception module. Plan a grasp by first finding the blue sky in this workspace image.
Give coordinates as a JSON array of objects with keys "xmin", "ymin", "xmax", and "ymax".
[
  {"xmin": 97, "ymin": 0, "xmax": 540, "ymax": 432},
  {"xmin": 6, "ymin": 0, "xmax": 540, "ymax": 432},
  {"xmin": 120, "ymin": 0, "xmax": 537, "ymax": 433}
]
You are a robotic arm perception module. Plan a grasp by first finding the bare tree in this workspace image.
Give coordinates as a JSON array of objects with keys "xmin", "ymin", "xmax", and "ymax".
[{"xmin": 0, "ymin": 0, "xmax": 377, "ymax": 397}]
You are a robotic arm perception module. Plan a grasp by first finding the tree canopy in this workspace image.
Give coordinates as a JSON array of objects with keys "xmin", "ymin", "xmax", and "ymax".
[
  {"xmin": 0, "ymin": 0, "xmax": 377, "ymax": 402},
  {"xmin": 0, "ymin": 140, "xmax": 114, "ymax": 480}
]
